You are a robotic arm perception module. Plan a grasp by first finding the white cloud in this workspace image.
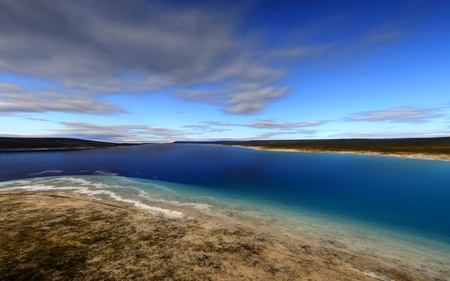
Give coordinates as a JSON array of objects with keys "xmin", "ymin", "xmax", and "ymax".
[
  {"xmin": 188, "ymin": 118, "xmax": 326, "ymax": 130},
  {"xmin": 0, "ymin": 0, "xmax": 430, "ymax": 120},
  {"xmin": 251, "ymin": 129, "xmax": 318, "ymax": 139},
  {"xmin": 0, "ymin": 83, "xmax": 125, "ymax": 114},
  {"xmin": 330, "ymin": 130, "xmax": 450, "ymax": 139},
  {"xmin": 1, "ymin": 121, "xmax": 302, "ymax": 142},
  {"xmin": 204, "ymin": 59, "xmax": 284, "ymax": 84},
  {"xmin": 0, "ymin": 1, "xmax": 237, "ymax": 90},
  {"xmin": 224, "ymin": 85, "xmax": 290, "ymax": 114},
  {"xmin": 348, "ymin": 107, "xmax": 443, "ymax": 123},
  {"xmin": 0, "ymin": 1, "xmax": 325, "ymax": 116},
  {"xmin": 175, "ymin": 83, "xmax": 290, "ymax": 115},
  {"xmin": 48, "ymin": 121, "xmax": 198, "ymax": 142},
  {"xmin": 244, "ymin": 119, "xmax": 325, "ymax": 129},
  {"xmin": 182, "ymin": 124, "xmax": 229, "ymax": 133}
]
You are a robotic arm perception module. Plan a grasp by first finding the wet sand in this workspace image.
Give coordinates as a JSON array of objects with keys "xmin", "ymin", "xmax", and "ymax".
[{"xmin": 1, "ymin": 191, "xmax": 447, "ymax": 281}]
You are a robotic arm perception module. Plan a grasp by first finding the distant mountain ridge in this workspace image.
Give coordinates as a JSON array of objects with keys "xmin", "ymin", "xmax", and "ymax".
[{"xmin": 0, "ymin": 137, "xmax": 142, "ymax": 151}]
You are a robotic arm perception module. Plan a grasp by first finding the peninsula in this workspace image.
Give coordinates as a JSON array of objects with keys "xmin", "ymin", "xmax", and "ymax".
[
  {"xmin": 175, "ymin": 137, "xmax": 450, "ymax": 161},
  {"xmin": 0, "ymin": 137, "xmax": 142, "ymax": 152}
]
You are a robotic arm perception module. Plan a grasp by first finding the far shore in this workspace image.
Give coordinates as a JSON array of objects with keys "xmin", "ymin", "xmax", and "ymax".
[
  {"xmin": 0, "ymin": 146, "xmax": 123, "ymax": 152},
  {"xmin": 0, "ymin": 137, "xmax": 145, "ymax": 152},
  {"xmin": 175, "ymin": 137, "xmax": 450, "ymax": 162},
  {"xmin": 231, "ymin": 145, "xmax": 450, "ymax": 161}
]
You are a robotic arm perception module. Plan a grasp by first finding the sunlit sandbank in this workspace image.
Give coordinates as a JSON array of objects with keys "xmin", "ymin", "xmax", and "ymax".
[
  {"xmin": 1, "ymin": 176, "xmax": 449, "ymax": 280},
  {"xmin": 232, "ymin": 146, "xmax": 450, "ymax": 161}
]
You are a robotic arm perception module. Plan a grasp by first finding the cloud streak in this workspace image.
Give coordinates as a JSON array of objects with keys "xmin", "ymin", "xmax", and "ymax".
[
  {"xmin": 0, "ymin": 1, "xmax": 297, "ymax": 115},
  {"xmin": 0, "ymin": 83, "xmax": 125, "ymax": 114},
  {"xmin": 1, "ymin": 121, "xmax": 314, "ymax": 142},
  {"xmin": 191, "ymin": 118, "xmax": 327, "ymax": 130},
  {"xmin": 0, "ymin": 1, "xmax": 422, "ymax": 117},
  {"xmin": 243, "ymin": 119, "xmax": 326, "ymax": 129},
  {"xmin": 347, "ymin": 107, "xmax": 443, "ymax": 123},
  {"xmin": 41, "ymin": 122, "xmax": 199, "ymax": 143},
  {"xmin": 0, "ymin": 1, "xmax": 233, "ymax": 88},
  {"xmin": 330, "ymin": 130, "xmax": 450, "ymax": 139}
]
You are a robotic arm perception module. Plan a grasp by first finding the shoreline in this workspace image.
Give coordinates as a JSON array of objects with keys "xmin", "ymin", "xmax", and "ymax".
[
  {"xmin": 0, "ymin": 145, "xmax": 144, "ymax": 153},
  {"xmin": 220, "ymin": 144, "xmax": 450, "ymax": 161},
  {"xmin": 1, "ymin": 190, "xmax": 448, "ymax": 280},
  {"xmin": 0, "ymin": 146, "xmax": 119, "ymax": 152},
  {"xmin": 0, "ymin": 137, "xmax": 145, "ymax": 152}
]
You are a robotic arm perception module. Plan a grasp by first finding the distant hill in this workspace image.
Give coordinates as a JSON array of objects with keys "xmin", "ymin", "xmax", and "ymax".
[
  {"xmin": 0, "ymin": 137, "xmax": 142, "ymax": 152},
  {"xmin": 175, "ymin": 137, "xmax": 450, "ymax": 158}
]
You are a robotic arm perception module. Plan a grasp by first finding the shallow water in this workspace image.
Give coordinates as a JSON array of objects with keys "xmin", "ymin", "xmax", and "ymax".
[{"xmin": 1, "ymin": 144, "xmax": 450, "ymax": 275}]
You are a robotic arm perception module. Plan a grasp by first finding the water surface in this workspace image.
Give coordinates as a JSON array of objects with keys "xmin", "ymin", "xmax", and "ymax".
[{"xmin": 1, "ymin": 144, "xmax": 450, "ymax": 273}]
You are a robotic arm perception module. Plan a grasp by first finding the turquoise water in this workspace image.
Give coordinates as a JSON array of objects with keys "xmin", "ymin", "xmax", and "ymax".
[{"xmin": 1, "ymin": 144, "xmax": 450, "ymax": 276}]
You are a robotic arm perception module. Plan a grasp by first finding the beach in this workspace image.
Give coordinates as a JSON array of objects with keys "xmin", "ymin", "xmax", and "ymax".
[
  {"xmin": 176, "ymin": 137, "xmax": 450, "ymax": 162},
  {"xmin": 230, "ymin": 145, "xmax": 450, "ymax": 161},
  {"xmin": 1, "ymin": 191, "xmax": 446, "ymax": 281}
]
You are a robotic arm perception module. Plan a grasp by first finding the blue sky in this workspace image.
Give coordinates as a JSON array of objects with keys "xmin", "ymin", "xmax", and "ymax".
[{"xmin": 0, "ymin": 0, "xmax": 449, "ymax": 142}]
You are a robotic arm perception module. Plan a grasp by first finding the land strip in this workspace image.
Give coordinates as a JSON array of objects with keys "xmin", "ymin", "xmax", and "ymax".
[
  {"xmin": 0, "ymin": 137, "xmax": 143, "ymax": 152},
  {"xmin": 175, "ymin": 137, "xmax": 450, "ymax": 160}
]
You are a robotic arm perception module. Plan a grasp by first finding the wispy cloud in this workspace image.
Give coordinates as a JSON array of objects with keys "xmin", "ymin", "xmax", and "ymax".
[
  {"xmin": 47, "ymin": 121, "xmax": 198, "ymax": 142},
  {"xmin": 0, "ymin": 0, "xmax": 439, "ymax": 131},
  {"xmin": 243, "ymin": 119, "xmax": 326, "ymax": 129},
  {"xmin": 190, "ymin": 118, "xmax": 326, "ymax": 130},
  {"xmin": 182, "ymin": 124, "xmax": 229, "ymax": 133},
  {"xmin": 0, "ymin": 121, "xmax": 315, "ymax": 142},
  {"xmin": 0, "ymin": 1, "xmax": 234, "ymax": 90},
  {"xmin": 347, "ymin": 107, "xmax": 443, "ymax": 123},
  {"xmin": 224, "ymin": 84, "xmax": 290, "ymax": 115},
  {"xmin": 198, "ymin": 121, "xmax": 239, "ymax": 127},
  {"xmin": 0, "ymin": 83, "xmax": 125, "ymax": 114},
  {"xmin": 0, "ymin": 1, "xmax": 423, "ymax": 117},
  {"xmin": 24, "ymin": 116, "xmax": 52, "ymax": 122},
  {"xmin": 252, "ymin": 129, "xmax": 318, "ymax": 139},
  {"xmin": 0, "ymin": 1, "xmax": 297, "ymax": 115},
  {"xmin": 177, "ymin": 129, "xmax": 318, "ymax": 142},
  {"xmin": 330, "ymin": 130, "xmax": 450, "ymax": 139},
  {"xmin": 175, "ymin": 83, "xmax": 290, "ymax": 115}
]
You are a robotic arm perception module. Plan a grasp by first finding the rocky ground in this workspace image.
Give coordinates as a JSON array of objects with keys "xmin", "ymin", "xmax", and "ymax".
[{"xmin": 0, "ymin": 191, "xmax": 447, "ymax": 281}]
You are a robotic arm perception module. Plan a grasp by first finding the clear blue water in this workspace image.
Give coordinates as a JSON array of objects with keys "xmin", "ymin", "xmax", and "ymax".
[{"xmin": 1, "ymin": 143, "xmax": 450, "ymax": 272}]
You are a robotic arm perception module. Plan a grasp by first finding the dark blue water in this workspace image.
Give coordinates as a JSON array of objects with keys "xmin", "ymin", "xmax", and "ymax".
[{"xmin": 1, "ymin": 143, "xmax": 450, "ymax": 244}]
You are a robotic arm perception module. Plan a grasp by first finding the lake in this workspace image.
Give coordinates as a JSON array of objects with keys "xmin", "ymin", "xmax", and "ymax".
[{"xmin": 1, "ymin": 143, "xmax": 450, "ymax": 274}]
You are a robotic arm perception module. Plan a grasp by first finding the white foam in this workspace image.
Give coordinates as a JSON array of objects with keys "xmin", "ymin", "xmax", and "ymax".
[
  {"xmin": 0, "ymin": 180, "xmax": 33, "ymax": 187},
  {"xmin": 94, "ymin": 170, "xmax": 119, "ymax": 176},
  {"xmin": 345, "ymin": 264, "xmax": 394, "ymax": 281},
  {"xmin": 27, "ymin": 170, "xmax": 63, "ymax": 176},
  {"xmin": 117, "ymin": 177, "xmax": 177, "ymax": 194},
  {"xmin": 129, "ymin": 185, "xmax": 212, "ymax": 212},
  {"xmin": 0, "ymin": 177, "xmax": 184, "ymax": 219}
]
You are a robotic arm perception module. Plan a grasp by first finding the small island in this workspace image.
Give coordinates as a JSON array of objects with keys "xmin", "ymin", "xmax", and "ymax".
[
  {"xmin": 175, "ymin": 137, "xmax": 450, "ymax": 161},
  {"xmin": 0, "ymin": 137, "xmax": 143, "ymax": 152}
]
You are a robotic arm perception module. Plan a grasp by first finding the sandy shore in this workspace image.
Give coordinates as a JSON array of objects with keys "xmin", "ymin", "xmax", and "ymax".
[
  {"xmin": 1, "ymin": 191, "xmax": 447, "ymax": 281},
  {"xmin": 228, "ymin": 145, "xmax": 450, "ymax": 161}
]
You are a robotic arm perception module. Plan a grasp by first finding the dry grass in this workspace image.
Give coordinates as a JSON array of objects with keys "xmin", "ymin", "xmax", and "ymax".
[{"xmin": 0, "ymin": 192, "xmax": 446, "ymax": 281}]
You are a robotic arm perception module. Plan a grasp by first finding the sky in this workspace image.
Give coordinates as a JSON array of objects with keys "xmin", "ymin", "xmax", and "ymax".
[{"xmin": 0, "ymin": 0, "xmax": 450, "ymax": 143}]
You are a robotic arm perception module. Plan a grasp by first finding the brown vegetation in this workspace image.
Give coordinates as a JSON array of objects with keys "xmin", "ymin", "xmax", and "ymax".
[
  {"xmin": 1, "ymin": 192, "xmax": 445, "ymax": 281},
  {"xmin": 176, "ymin": 137, "xmax": 450, "ymax": 160},
  {"xmin": 0, "ymin": 137, "xmax": 141, "ymax": 152}
]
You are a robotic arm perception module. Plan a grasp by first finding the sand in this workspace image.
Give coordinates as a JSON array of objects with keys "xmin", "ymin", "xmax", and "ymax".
[
  {"xmin": 228, "ymin": 145, "xmax": 450, "ymax": 161},
  {"xmin": 1, "ymin": 191, "xmax": 447, "ymax": 281}
]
